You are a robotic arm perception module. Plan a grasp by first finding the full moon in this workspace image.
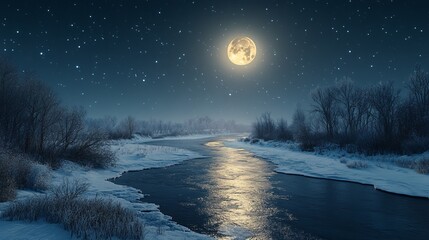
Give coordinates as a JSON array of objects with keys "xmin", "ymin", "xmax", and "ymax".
[{"xmin": 227, "ymin": 36, "xmax": 257, "ymax": 66}]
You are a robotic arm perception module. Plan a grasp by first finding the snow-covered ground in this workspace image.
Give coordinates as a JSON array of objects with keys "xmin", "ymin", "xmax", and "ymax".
[
  {"xmin": 0, "ymin": 135, "xmax": 215, "ymax": 240},
  {"xmin": 3, "ymin": 134, "xmax": 426, "ymax": 239},
  {"xmin": 225, "ymin": 139, "xmax": 429, "ymax": 199}
]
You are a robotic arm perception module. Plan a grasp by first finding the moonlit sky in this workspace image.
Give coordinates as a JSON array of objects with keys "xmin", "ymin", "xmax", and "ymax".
[{"xmin": 1, "ymin": 1, "xmax": 428, "ymax": 123}]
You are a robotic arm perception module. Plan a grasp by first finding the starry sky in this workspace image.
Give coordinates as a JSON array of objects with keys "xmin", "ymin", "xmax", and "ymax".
[{"xmin": 1, "ymin": 0, "xmax": 428, "ymax": 123}]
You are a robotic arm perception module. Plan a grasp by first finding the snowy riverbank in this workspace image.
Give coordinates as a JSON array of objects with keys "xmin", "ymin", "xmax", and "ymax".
[
  {"xmin": 0, "ymin": 135, "xmax": 215, "ymax": 240},
  {"xmin": 225, "ymin": 139, "xmax": 429, "ymax": 199}
]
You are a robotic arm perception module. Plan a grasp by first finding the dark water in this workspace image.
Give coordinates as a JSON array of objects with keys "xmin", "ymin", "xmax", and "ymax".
[{"xmin": 111, "ymin": 137, "xmax": 429, "ymax": 240}]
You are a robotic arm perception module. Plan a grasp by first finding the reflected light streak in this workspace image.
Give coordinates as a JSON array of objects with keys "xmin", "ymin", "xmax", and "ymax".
[{"xmin": 204, "ymin": 141, "xmax": 276, "ymax": 239}]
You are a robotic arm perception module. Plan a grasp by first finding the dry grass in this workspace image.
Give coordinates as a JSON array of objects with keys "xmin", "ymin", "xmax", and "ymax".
[
  {"xmin": 2, "ymin": 180, "xmax": 144, "ymax": 239},
  {"xmin": 0, "ymin": 151, "xmax": 50, "ymax": 201},
  {"xmin": 395, "ymin": 157, "xmax": 429, "ymax": 174}
]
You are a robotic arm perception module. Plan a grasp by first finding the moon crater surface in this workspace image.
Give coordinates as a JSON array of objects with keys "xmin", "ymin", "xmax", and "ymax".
[{"xmin": 227, "ymin": 36, "xmax": 257, "ymax": 66}]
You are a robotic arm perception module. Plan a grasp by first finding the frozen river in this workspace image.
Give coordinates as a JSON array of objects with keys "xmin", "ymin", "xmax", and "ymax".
[{"xmin": 112, "ymin": 137, "xmax": 429, "ymax": 239}]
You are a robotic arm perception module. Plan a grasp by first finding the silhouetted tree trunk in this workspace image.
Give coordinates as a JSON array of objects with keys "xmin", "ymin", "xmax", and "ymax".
[
  {"xmin": 369, "ymin": 82, "xmax": 400, "ymax": 147},
  {"xmin": 311, "ymin": 87, "xmax": 337, "ymax": 140},
  {"xmin": 291, "ymin": 107, "xmax": 312, "ymax": 149},
  {"xmin": 334, "ymin": 79, "xmax": 369, "ymax": 141},
  {"xmin": 125, "ymin": 116, "xmax": 136, "ymax": 138},
  {"xmin": 408, "ymin": 66, "xmax": 429, "ymax": 135}
]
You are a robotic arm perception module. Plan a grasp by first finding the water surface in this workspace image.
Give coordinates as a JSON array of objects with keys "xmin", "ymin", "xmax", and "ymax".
[{"xmin": 112, "ymin": 138, "xmax": 429, "ymax": 239}]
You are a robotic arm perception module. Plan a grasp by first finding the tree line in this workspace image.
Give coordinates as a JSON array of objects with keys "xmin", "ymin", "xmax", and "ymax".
[
  {"xmin": 0, "ymin": 59, "xmax": 249, "ymax": 167},
  {"xmin": 0, "ymin": 60, "xmax": 113, "ymax": 167},
  {"xmin": 87, "ymin": 115, "xmax": 249, "ymax": 140},
  {"xmin": 252, "ymin": 66, "xmax": 429, "ymax": 154}
]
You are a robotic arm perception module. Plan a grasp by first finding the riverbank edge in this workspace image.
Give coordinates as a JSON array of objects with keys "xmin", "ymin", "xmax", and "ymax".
[
  {"xmin": 0, "ymin": 135, "xmax": 216, "ymax": 240},
  {"xmin": 224, "ymin": 140, "xmax": 429, "ymax": 199}
]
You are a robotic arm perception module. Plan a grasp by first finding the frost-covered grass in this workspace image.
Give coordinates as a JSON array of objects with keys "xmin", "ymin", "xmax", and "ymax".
[
  {"xmin": 0, "ymin": 151, "xmax": 50, "ymax": 201},
  {"xmin": 2, "ymin": 180, "xmax": 144, "ymax": 239},
  {"xmin": 395, "ymin": 156, "xmax": 429, "ymax": 174},
  {"xmin": 242, "ymin": 138, "xmax": 429, "ymax": 174}
]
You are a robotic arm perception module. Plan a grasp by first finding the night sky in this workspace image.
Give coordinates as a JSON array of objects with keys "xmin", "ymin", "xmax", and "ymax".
[{"xmin": 1, "ymin": 0, "xmax": 428, "ymax": 123}]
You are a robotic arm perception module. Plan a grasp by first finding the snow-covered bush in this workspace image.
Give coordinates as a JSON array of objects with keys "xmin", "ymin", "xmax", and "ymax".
[
  {"xmin": 346, "ymin": 160, "xmax": 369, "ymax": 169},
  {"xmin": 415, "ymin": 159, "xmax": 429, "ymax": 174},
  {"xmin": 64, "ymin": 130, "xmax": 116, "ymax": 168},
  {"xmin": 339, "ymin": 157, "xmax": 347, "ymax": 164},
  {"xmin": 314, "ymin": 143, "xmax": 341, "ymax": 155},
  {"xmin": 27, "ymin": 162, "xmax": 50, "ymax": 190},
  {"xmin": 51, "ymin": 179, "xmax": 89, "ymax": 201},
  {"xmin": 339, "ymin": 157, "xmax": 368, "ymax": 169},
  {"xmin": 0, "ymin": 160, "xmax": 16, "ymax": 201},
  {"xmin": 2, "ymin": 180, "xmax": 144, "ymax": 239},
  {"xmin": 0, "ymin": 151, "xmax": 50, "ymax": 201},
  {"xmin": 394, "ymin": 155, "xmax": 429, "ymax": 174},
  {"xmin": 9, "ymin": 155, "xmax": 32, "ymax": 189}
]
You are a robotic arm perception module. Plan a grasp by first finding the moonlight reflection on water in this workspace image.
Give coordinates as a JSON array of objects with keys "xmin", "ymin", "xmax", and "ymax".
[
  {"xmin": 203, "ymin": 141, "xmax": 291, "ymax": 238},
  {"xmin": 111, "ymin": 138, "xmax": 429, "ymax": 240}
]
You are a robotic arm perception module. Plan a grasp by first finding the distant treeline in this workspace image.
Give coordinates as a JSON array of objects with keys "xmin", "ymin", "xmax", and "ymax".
[
  {"xmin": 87, "ymin": 115, "xmax": 249, "ymax": 140},
  {"xmin": 252, "ymin": 66, "xmax": 429, "ymax": 154}
]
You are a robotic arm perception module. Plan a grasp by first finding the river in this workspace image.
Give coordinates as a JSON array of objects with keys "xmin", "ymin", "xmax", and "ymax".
[{"xmin": 111, "ymin": 137, "xmax": 429, "ymax": 240}]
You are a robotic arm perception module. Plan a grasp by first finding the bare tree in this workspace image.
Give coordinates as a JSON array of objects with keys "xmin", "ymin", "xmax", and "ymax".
[
  {"xmin": 311, "ymin": 87, "xmax": 338, "ymax": 139},
  {"xmin": 409, "ymin": 66, "xmax": 429, "ymax": 117},
  {"xmin": 21, "ymin": 79, "xmax": 43, "ymax": 153},
  {"xmin": 0, "ymin": 61, "xmax": 25, "ymax": 147},
  {"xmin": 36, "ymin": 84, "xmax": 61, "ymax": 155},
  {"xmin": 276, "ymin": 118, "xmax": 292, "ymax": 141},
  {"xmin": 408, "ymin": 66, "xmax": 429, "ymax": 135},
  {"xmin": 291, "ymin": 107, "xmax": 312, "ymax": 149},
  {"xmin": 124, "ymin": 116, "xmax": 136, "ymax": 138},
  {"xmin": 369, "ymin": 82, "xmax": 400, "ymax": 144},
  {"xmin": 334, "ymin": 79, "xmax": 370, "ymax": 140},
  {"xmin": 252, "ymin": 112, "xmax": 276, "ymax": 140},
  {"xmin": 57, "ymin": 107, "xmax": 85, "ymax": 153}
]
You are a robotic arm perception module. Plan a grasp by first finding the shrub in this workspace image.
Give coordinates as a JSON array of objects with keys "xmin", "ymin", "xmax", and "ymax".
[
  {"xmin": 346, "ymin": 160, "xmax": 369, "ymax": 169},
  {"xmin": 64, "ymin": 131, "xmax": 116, "ymax": 168},
  {"xmin": 2, "ymin": 180, "xmax": 144, "ymax": 239},
  {"xmin": 65, "ymin": 144, "xmax": 115, "ymax": 168},
  {"xmin": 9, "ymin": 156, "xmax": 32, "ymax": 189},
  {"xmin": 51, "ymin": 179, "xmax": 89, "ymax": 201},
  {"xmin": 415, "ymin": 159, "xmax": 429, "ymax": 174},
  {"xmin": 401, "ymin": 135, "xmax": 429, "ymax": 154},
  {"xmin": 0, "ymin": 160, "xmax": 16, "ymax": 201},
  {"xmin": 345, "ymin": 144, "xmax": 359, "ymax": 153},
  {"xmin": 252, "ymin": 112, "xmax": 276, "ymax": 140},
  {"xmin": 250, "ymin": 138, "xmax": 259, "ymax": 144},
  {"xmin": 27, "ymin": 163, "xmax": 50, "ymax": 190},
  {"xmin": 0, "ymin": 151, "xmax": 50, "ymax": 201}
]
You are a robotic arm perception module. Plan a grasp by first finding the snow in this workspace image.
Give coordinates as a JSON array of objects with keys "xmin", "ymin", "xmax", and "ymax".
[
  {"xmin": 0, "ymin": 135, "xmax": 214, "ymax": 240},
  {"xmin": 225, "ymin": 139, "xmax": 429, "ymax": 199},
  {"xmin": 0, "ymin": 220, "xmax": 73, "ymax": 240},
  {"xmin": 3, "ymin": 133, "xmax": 427, "ymax": 239}
]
